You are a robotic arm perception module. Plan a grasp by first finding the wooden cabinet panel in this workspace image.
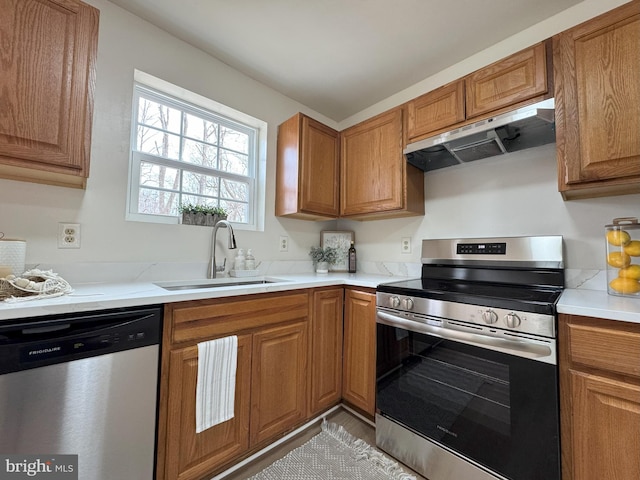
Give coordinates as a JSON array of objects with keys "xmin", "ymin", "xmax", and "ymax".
[
  {"xmin": 309, "ymin": 288, "xmax": 343, "ymax": 416},
  {"xmin": 0, "ymin": 0, "xmax": 99, "ymax": 188},
  {"xmin": 559, "ymin": 313, "xmax": 640, "ymax": 480},
  {"xmin": 554, "ymin": 0, "xmax": 640, "ymax": 199},
  {"xmin": 162, "ymin": 335, "xmax": 252, "ymax": 480},
  {"xmin": 466, "ymin": 42, "xmax": 549, "ymax": 118},
  {"xmin": 567, "ymin": 321, "xmax": 640, "ymax": 378},
  {"xmin": 341, "ymin": 107, "xmax": 424, "ymax": 219},
  {"xmin": 158, "ymin": 291, "xmax": 311, "ymax": 480},
  {"xmin": 251, "ymin": 321, "xmax": 308, "ymax": 446},
  {"xmin": 168, "ymin": 293, "xmax": 309, "ymax": 345},
  {"xmin": 407, "ymin": 80, "xmax": 465, "ymax": 140},
  {"xmin": 570, "ymin": 372, "xmax": 640, "ymax": 480},
  {"xmin": 342, "ymin": 288, "xmax": 376, "ymax": 416},
  {"xmin": 276, "ymin": 113, "xmax": 340, "ymax": 219}
]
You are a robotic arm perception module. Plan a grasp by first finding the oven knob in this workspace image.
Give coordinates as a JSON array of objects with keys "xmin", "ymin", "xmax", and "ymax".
[
  {"xmin": 389, "ymin": 296, "xmax": 401, "ymax": 308},
  {"xmin": 504, "ymin": 312, "xmax": 521, "ymax": 328},
  {"xmin": 482, "ymin": 310, "xmax": 498, "ymax": 324},
  {"xmin": 402, "ymin": 298, "xmax": 414, "ymax": 310}
]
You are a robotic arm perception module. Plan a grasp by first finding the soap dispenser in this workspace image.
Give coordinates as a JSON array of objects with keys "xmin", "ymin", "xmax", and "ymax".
[
  {"xmin": 234, "ymin": 248, "xmax": 246, "ymax": 271},
  {"xmin": 245, "ymin": 249, "xmax": 256, "ymax": 270}
]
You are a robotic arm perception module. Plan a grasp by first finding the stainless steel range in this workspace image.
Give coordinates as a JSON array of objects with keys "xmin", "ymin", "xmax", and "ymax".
[{"xmin": 375, "ymin": 236, "xmax": 564, "ymax": 480}]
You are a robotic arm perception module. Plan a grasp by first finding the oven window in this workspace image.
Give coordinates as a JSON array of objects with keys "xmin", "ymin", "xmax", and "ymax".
[{"xmin": 376, "ymin": 323, "xmax": 560, "ymax": 480}]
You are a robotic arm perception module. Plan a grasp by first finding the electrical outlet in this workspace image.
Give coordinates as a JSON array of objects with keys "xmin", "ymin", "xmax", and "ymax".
[
  {"xmin": 58, "ymin": 223, "xmax": 81, "ymax": 249},
  {"xmin": 401, "ymin": 237, "xmax": 411, "ymax": 254},
  {"xmin": 279, "ymin": 235, "xmax": 289, "ymax": 252}
]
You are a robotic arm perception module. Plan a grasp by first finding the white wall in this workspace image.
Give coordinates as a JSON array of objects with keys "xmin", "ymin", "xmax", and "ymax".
[
  {"xmin": 338, "ymin": 145, "xmax": 640, "ymax": 271},
  {"xmin": 0, "ymin": 0, "xmax": 637, "ymax": 279},
  {"xmin": 338, "ymin": 0, "xmax": 632, "ymax": 129},
  {"xmin": 0, "ymin": 0, "xmax": 337, "ymax": 275},
  {"xmin": 335, "ymin": 0, "xmax": 640, "ymax": 273}
]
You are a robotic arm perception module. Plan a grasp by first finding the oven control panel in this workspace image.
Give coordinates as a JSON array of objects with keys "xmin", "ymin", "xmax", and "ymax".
[
  {"xmin": 377, "ymin": 292, "xmax": 555, "ymax": 338},
  {"xmin": 456, "ymin": 242, "xmax": 506, "ymax": 255}
]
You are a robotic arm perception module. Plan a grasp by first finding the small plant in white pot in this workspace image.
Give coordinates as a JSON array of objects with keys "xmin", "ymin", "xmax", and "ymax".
[{"xmin": 309, "ymin": 246, "xmax": 339, "ymax": 274}]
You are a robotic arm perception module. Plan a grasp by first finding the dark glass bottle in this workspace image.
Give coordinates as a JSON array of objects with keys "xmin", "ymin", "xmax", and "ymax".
[{"xmin": 348, "ymin": 241, "xmax": 357, "ymax": 273}]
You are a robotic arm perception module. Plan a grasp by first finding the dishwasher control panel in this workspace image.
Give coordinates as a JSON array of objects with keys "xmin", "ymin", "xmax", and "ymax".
[{"xmin": 0, "ymin": 306, "xmax": 162, "ymax": 375}]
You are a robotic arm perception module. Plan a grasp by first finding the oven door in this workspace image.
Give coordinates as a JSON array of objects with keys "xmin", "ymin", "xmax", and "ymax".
[{"xmin": 376, "ymin": 309, "xmax": 560, "ymax": 480}]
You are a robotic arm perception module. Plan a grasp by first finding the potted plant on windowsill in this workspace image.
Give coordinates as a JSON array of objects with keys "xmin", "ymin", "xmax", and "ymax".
[
  {"xmin": 309, "ymin": 246, "xmax": 339, "ymax": 274},
  {"xmin": 179, "ymin": 204, "xmax": 228, "ymax": 226}
]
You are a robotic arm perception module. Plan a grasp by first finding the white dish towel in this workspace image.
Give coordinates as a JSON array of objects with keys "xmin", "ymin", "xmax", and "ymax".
[{"xmin": 195, "ymin": 335, "xmax": 238, "ymax": 433}]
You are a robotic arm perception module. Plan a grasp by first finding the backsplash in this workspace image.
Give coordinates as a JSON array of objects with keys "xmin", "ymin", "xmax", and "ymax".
[{"xmin": 28, "ymin": 260, "xmax": 603, "ymax": 291}]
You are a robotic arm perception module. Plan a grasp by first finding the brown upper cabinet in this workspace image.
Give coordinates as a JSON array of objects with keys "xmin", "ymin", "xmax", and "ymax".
[
  {"xmin": 340, "ymin": 107, "xmax": 424, "ymax": 219},
  {"xmin": 276, "ymin": 113, "xmax": 340, "ymax": 219},
  {"xmin": 466, "ymin": 42, "xmax": 549, "ymax": 119},
  {"xmin": 407, "ymin": 42, "xmax": 551, "ymax": 142},
  {"xmin": 407, "ymin": 80, "xmax": 466, "ymax": 141},
  {"xmin": 0, "ymin": 0, "xmax": 99, "ymax": 188},
  {"xmin": 276, "ymin": 107, "xmax": 424, "ymax": 221},
  {"xmin": 554, "ymin": 0, "xmax": 640, "ymax": 199}
]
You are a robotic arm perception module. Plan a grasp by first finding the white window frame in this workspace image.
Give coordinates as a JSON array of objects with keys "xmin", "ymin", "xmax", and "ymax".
[{"xmin": 126, "ymin": 70, "xmax": 267, "ymax": 231}]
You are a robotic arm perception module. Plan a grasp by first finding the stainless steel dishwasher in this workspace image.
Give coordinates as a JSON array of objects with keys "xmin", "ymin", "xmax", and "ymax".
[{"xmin": 0, "ymin": 305, "xmax": 162, "ymax": 480}]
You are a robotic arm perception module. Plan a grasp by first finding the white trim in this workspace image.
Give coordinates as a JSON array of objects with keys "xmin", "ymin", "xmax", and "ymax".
[{"xmin": 341, "ymin": 403, "xmax": 377, "ymax": 428}]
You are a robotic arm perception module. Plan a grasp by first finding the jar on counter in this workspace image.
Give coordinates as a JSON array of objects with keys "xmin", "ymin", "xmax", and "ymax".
[{"xmin": 606, "ymin": 217, "xmax": 640, "ymax": 296}]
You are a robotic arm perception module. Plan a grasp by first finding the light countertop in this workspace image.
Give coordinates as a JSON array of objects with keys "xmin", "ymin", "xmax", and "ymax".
[
  {"xmin": 1, "ymin": 272, "xmax": 639, "ymax": 324},
  {"xmin": 0, "ymin": 273, "xmax": 393, "ymax": 322},
  {"xmin": 557, "ymin": 288, "xmax": 640, "ymax": 324}
]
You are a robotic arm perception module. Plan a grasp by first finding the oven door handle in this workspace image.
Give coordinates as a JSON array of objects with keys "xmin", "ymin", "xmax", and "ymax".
[{"xmin": 376, "ymin": 310, "xmax": 556, "ymax": 364}]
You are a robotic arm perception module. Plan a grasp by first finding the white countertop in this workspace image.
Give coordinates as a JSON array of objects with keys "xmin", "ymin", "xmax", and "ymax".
[
  {"xmin": 0, "ymin": 272, "xmax": 393, "ymax": 322},
  {"xmin": 557, "ymin": 288, "xmax": 640, "ymax": 324},
  {"xmin": 2, "ymin": 271, "xmax": 639, "ymax": 324}
]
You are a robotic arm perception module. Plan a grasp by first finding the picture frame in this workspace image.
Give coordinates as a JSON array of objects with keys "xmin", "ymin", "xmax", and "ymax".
[{"xmin": 320, "ymin": 230, "xmax": 355, "ymax": 272}]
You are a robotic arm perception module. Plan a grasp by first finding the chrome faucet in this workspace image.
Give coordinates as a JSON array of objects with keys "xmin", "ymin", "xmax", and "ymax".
[{"xmin": 208, "ymin": 220, "xmax": 237, "ymax": 278}]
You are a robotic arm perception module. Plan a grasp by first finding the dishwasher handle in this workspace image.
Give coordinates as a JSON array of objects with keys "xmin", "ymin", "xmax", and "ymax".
[{"xmin": 21, "ymin": 323, "xmax": 72, "ymax": 335}]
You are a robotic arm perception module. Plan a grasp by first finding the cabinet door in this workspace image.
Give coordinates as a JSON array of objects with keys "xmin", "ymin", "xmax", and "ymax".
[
  {"xmin": 407, "ymin": 80, "xmax": 466, "ymax": 140},
  {"xmin": 276, "ymin": 113, "xmax": 339, "ymax": 219},
  {"xmin": 162, "ymin": 335, "xmax": 252, "ymax": 480},
  {"xmin": 570, "ymin": 372, "xmax": 640, "ymax": 480},
  {"xmin": 466, "ymin": 42, "xmax": 549, "ymax": 118},
  {"xmin": 340, "ymin": 108, "xmax": 406, "ymax": 217},
  {"xmin": 251, "ymin": 321, "xmax": 308, "ymax": 446},
  {"xmin": 0, "ymin": 0, "xmax": 99, "ymax": 188},
  {"xmin": 309, "ymin": 288, "xmax": 343, "ymax": 416},
  {"xmin": 342, "ymin": 288, "xmax": 376, "ymax": 416},
  {"xmin": 554, "ymin": 1, "xmax": 640, "ymax": 199}
]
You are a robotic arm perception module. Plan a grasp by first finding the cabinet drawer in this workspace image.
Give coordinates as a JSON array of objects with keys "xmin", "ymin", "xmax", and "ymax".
[
  {"xmin": 167, "ymin": 292, "xmax": 309, "ymax": 345},
  {"xmin": 567, "ymin": 320, "xmax": 640, "ymax": 378}
]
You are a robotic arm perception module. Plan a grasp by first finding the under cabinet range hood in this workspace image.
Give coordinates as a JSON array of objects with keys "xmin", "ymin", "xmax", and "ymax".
[{"xmin": 405, "ymin": 98, "xmax": 555, "ymax": 172}]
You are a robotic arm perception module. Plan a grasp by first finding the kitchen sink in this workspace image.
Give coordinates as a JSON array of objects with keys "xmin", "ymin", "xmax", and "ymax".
[{"xmin": 154, "ymin": 278, "xmax": 286, "ymax": 291}]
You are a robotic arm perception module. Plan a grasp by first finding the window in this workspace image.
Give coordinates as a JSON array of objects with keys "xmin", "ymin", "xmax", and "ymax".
[{"xmin": 127, "ymin": 72, "xmax": 266, "ymax": 230}]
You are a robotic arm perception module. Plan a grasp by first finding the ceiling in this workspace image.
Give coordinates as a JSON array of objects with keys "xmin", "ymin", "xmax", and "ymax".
[{"xmin": 108, "ymin": 0, "xmax": 584, "ymax": 122}]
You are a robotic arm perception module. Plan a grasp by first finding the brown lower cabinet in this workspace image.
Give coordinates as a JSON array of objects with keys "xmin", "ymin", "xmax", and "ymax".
[
  {"xmin": 309, "ymin": 288, "xmax": 344, "ymax": 416},
  {"xmin": 157, "ymin": 291, "xmax": 311, "ymax": 480},
  {"xmin": 156, "ymin": 288, "xmax": 346, "ymax": 480},
  {"xmin": 250, "ymin": 321, "xmax": 308, "ymax": 446},
  {"xmin": 559, "ymin": 313, "xmax": 640, "ymax": 480},
  {"xmin": 162, "ymin": 335, "xmax": 253, "ymax": 480},
  {"xmin": 341, "ymin": 287, "xmax": 377, "ymax": 417}
]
